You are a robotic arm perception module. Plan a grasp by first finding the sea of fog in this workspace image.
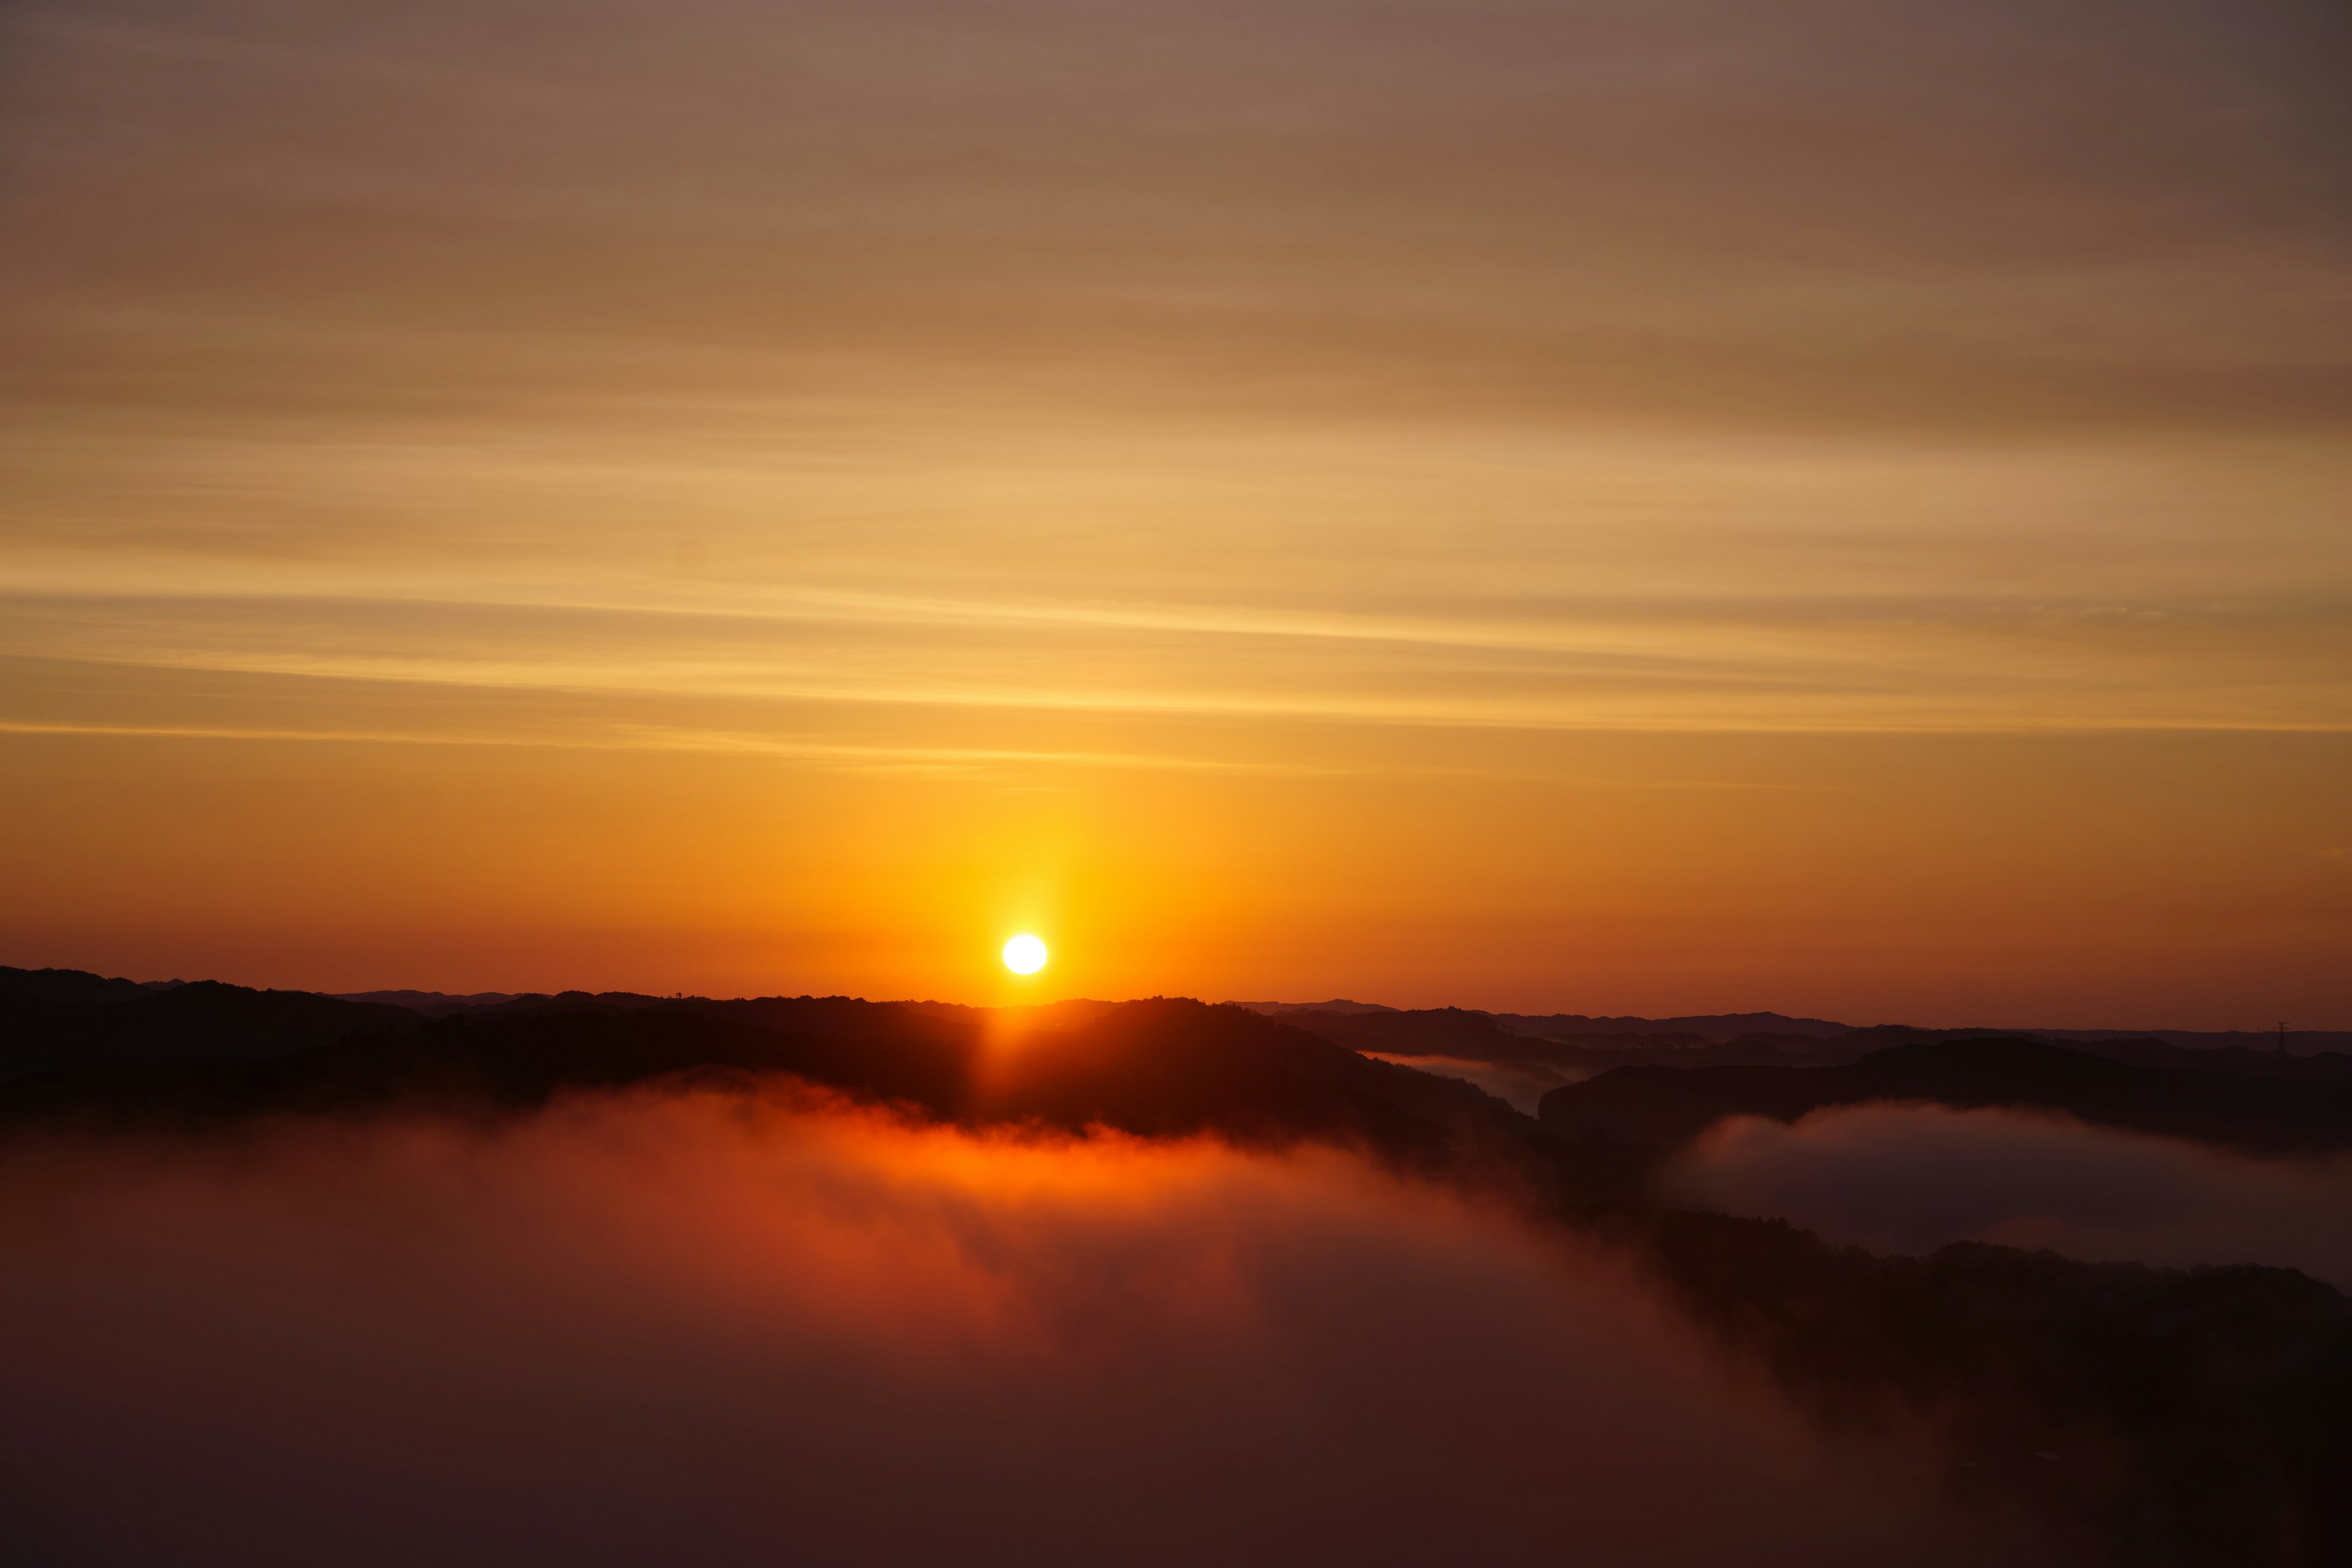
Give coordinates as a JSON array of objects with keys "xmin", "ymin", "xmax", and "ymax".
[
  {"xmin": 1668, "ymin": 1102, "xmax": 2352, "ymax": 1289},
  {"xmin": 0, "ymin": 1087, "xmax": 1959, "ymax": 1567}
]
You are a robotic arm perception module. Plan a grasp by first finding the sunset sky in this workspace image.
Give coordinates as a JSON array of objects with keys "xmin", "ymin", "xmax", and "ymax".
[{"xmin": 3, "ymin": 0, "xmax": 2347, "ymax": 1023}]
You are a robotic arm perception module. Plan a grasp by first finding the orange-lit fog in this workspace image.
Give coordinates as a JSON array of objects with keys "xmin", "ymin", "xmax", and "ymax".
[
  {"xmin": 2, "ymin": 1, "xmax": 2348, "ymax": 1021},
  {"xmin": 0, "ymin": 1090, "xmax": 1950, "ymax": 1564}
]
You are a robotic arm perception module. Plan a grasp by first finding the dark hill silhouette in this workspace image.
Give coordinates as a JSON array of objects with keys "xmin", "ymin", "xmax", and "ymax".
[
  {"xmin": 2037, "ymin": 1035, "xmax": 2352, "ymax": 1083},
  {"xmin": 960, "ymin": 998, "xmax": 1526, "ymax": 1148},
  {"xmin": 1277, "ymin": 1007, "xmax": 1888, "ymax": 1074},
  {"xmin": 1, "ymin": 971, "xmax": 424, "ymax": 1083},
  {"xmin": 0, "ymin": 984, "xmax": 1532, "ymax": 1164},
  {"xmin": 1230, "ymin": 994, "xmax": 2352, "ymax": 1057},
  {"xmin": 1611, "ymin": 1213, "xmax": 2352, "ymax": 1564},
  {"xmin": 1245, "ymin": 1004, "xmax": 1853, "ymax": 1066},
  {"xmin": 1502, "ymin": 1009, "xmax": 1855, "ymax": 1041},
  {"xmin": 1280, "ymin": 1008, "xmax": 2352, "ymax": 1084},
  {"xmin": 1540, "ymin": 1036, "xmax": 2352, "ymax": 1158},
  {"xmin": 895, "ymin": 996, "xmax": 1125, "ymax": 1033},
  {"xmin": 0, "ymin": 965, "xmax": 162, "ymax": 1008}
]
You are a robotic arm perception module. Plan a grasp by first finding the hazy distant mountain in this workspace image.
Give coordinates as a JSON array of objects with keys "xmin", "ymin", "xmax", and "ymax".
[
  {"xmin": 1229, "ymin": 999, "xmax": 1397, "ymax": 1016},
  {"xmin": 1502, "ymin": 1010, "xmax": 1856, "ymax": 1041}
]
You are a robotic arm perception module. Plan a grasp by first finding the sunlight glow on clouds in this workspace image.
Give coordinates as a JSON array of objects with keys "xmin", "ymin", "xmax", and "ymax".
[{"xmin": 1, "ymin": 0, "xmax": 2346, "ymax": 1014}]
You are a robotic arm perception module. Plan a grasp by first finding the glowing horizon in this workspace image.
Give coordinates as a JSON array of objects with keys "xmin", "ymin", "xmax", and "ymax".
[{"xmin": 1, "ymin": 1, "xmax": 2346, "ymax": 1027}]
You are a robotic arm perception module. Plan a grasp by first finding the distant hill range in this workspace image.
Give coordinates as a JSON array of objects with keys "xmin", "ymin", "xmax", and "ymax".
[
  {"xmin": 1235, "ymin": 999, "xmax": 2352, "ymax": 1075},
  {"xmin": 9, "ymin": 966, "xmax": 2346, "ymax": 1147}
]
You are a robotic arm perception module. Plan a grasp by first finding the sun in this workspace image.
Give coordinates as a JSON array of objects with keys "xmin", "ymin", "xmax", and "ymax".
[{"xmin": 1001, "ymin": 933, "xmax": 1048, "ymax": 975}]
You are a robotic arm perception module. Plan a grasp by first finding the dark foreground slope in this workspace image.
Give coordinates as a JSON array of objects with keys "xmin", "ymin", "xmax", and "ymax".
[
  {"xmin": 1540, "ymin": 1036, "xmax": 2352, "ymax": 1159},
  {"xmin": 1533, "ymin": 1033, "xmax": 2352, "ymax": 1559},
  {"xmin": 7, "ymin": 968, "xmax": 2352, "ymax": 1562},
  {"xmin": 1615, "ymin": 1215, "xmax": 2352, "ymax": 1566}
]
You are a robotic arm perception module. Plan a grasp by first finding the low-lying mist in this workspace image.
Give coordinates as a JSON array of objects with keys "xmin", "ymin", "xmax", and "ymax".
[
  {"xmin": 1668, "ymin": 1102, "xmax": 2352, "ymax": 1288},
  {"xmin": 1358, "ymin": 1050, "xmax": 1585, "ymax": 1114},
  {"xmin": 0, "ymin": 1088, "xmax": 1951, "ymax": 1566}
]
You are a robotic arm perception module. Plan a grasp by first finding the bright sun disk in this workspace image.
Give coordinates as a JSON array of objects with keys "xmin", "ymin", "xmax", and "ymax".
[{"xmin": 1002, "ymin": 934, "xmax": 1048, "ymax": 974}]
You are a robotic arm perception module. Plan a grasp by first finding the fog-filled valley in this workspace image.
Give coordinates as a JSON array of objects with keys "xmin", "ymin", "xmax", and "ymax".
[
  {"xmin": 0, "ymin": 1088, "xmax": 1945, "ymax": 1567},
  {"xmin": 1669, "ymin": 1104, "xmax": 2352, "ymax": 1291},
  {"xmin": 5, "ymin": 968, "xmax": 2351, "ymax": 1566}
]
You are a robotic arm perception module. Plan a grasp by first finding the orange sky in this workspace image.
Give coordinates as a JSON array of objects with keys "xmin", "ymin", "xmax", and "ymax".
[{"xmin": 2, "ymin": 1, "xmax": 2347, "ymax": 1024}]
